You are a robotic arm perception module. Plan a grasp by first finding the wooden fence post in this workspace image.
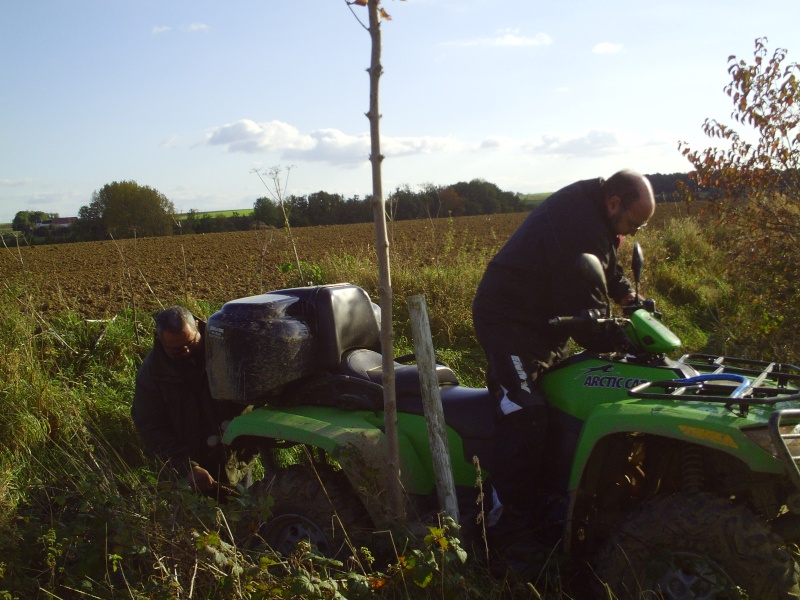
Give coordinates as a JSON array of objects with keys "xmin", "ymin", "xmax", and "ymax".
[{"xmin": 407, "ymin": 294, "xmax": 460, "ymax": 524}]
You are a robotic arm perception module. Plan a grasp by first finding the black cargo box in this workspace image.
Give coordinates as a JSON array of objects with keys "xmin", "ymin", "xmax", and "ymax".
[{"xmin": 206, "ymin": 283, "xmax": 380, "ymax": 404}]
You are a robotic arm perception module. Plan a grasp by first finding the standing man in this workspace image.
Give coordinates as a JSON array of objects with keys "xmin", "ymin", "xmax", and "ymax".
[
  {"xmin": 472, "ymin": 169, "xmax": 656, "ymax": 519},
  {"xmin": 132, "ymin": 306, "xmax": 256, "ymax": 493}
]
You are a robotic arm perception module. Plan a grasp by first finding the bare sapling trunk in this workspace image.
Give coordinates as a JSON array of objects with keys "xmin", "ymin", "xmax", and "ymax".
[{"xmin": 366, "ymin": 0, "xmax": 404, "ymax": 521}]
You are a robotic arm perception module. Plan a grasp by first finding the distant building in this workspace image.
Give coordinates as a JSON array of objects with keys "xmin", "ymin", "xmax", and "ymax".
[{"xmin": 35, "ymin": 217, "xmax": 77, "ymax": 229}]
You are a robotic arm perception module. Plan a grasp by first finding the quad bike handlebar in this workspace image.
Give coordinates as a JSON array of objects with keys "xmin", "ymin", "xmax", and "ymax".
[{"xmin": 547, "ymin": 309, "xmax": 609, "ymax": 328}]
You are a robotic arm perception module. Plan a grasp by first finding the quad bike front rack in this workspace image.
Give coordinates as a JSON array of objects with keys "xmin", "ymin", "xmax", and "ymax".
[
  {"xmin": 770, "ymin": 409, "xmax": 800, "ymax": 491},
  {"xmin": 626, "ymin": 357, "xmax": 800, "ymax": 491},
  {"xmin": 628, "ymin": 354, "xmax": 800, "ymax": 416}
]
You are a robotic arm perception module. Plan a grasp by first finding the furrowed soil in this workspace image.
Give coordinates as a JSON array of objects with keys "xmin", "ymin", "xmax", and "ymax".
[
  {"xmin": 0, "ymin": 203, "xmax": 699, "ymax": 319},
  {"xmin": 0, "ymin": 214, "xmax": 526, "ymax": 319}
]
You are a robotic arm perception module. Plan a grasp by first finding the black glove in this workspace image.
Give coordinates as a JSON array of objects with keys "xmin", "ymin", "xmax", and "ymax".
[{"xmin": 622, "ymin": 298, "xmax": 661, "ymax": 318}]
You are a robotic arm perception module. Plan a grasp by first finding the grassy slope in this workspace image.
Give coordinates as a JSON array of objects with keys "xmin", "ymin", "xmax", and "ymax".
[
  {"xmin": 0, "ymin": 208, "xmax": 741, "ymax": 598},
  {"xmin": 519, "ymin": 192, "xmax": 552, "ymax": 207},
  {"xmin": 176, "ymin": 208, "xmax": 254, "ymax": 219}
]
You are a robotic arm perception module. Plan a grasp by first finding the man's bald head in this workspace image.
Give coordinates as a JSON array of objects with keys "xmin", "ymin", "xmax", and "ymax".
[{"xmin": 602, "ymin": 170, "xmax": 656, "ymax": 236}]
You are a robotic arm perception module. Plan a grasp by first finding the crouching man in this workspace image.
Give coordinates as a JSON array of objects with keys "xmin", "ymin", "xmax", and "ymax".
[{"xmin": 132, "ymin": 306, "xmax": 256, "ymax": 494}]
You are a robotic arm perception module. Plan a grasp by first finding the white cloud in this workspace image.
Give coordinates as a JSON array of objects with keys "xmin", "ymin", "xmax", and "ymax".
[
  {"xmin": 0, "ymin": 178, "xmax": 34, "ymax": 187},
  {"xmin": 159, "ymin": 135, "xmax": 179, "ymax": 149},
  {"xmin": 525, "ymin": 130, "xmax": 623, "ymax": 157},
  {"xmin": 206, "ymin": 119, "xmax": 461, "ymax": 166},
  {"xmin": 445, "ymin": 29, "xmax": 552, "ymax": 48},
  {"xmin": 185, "ymin": 23, "xmax": 210, "ymax": 33},
  {"xmin": 207, "ymin": 119, "xmax": 315, "ymax": 154},
  {"xmin": 382, "ymin": 135, "xmax": 462, "ymax": 157},
  {"xmin": 284, "ymin": 129, "xmax": 369, "ymax": 165},
  {"xmin": 479, "ymin": 136, "xmax": 516, "ymax": 150},
  {"xmin": 593, "ymin": 42, "xmax": 623, "ymax": 54},
  {"xmin": 153, "ymin": 23, "xmax": 210, "ymax": 34}
]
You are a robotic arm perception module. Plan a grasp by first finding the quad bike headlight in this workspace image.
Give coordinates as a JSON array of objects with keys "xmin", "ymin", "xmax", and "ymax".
[{"xmin": 742, "ymin": 422, "xmax": 800, "ymax": 457}]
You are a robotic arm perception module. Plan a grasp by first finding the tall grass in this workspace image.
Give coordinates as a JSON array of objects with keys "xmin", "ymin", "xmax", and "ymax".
[
  {"xmin": 0, "ymin": 294, "xmax": 488, "ymax": 596},
  {"xmin": 316, "ymin": 217, "xmax": 500, "ymax": 387},
  {"xmin": 625, "ymin": 217, "xmax": 730, "ymax": 354},
  {"xmin": 0, "ymin": 213, "xmax": 754, "ymax": 598},
  {"xmin": 0, "ymin": 238, "xmax": 502, "ymax": 597},
  {"xmin": 0, "ymin": 289, "xmax": 301, "ymax": 597}
]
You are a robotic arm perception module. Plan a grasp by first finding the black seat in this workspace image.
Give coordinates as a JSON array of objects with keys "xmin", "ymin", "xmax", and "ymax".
[
  {"xmin": 341, "ymin": 348, "xmax": 459, "ymax": 395},
  {"xmin": 308, "ymin": 284, "xmax": 382, "ymax": 367},
  {"xmin": 272, "ymin": 284, "xmax": 496, "ymax": 441},
  {"xmin": 397, "ymin": 385, "xmax": 497, "ymax": 440},
  {"xmin": 341, "ymin": 348, "xmax": 496, "ymax": 440}
]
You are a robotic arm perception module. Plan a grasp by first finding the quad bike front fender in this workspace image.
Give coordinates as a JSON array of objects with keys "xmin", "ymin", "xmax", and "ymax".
[{"xmin": 568, "ymin": 400, "xmax": 785, "ymax": 491}]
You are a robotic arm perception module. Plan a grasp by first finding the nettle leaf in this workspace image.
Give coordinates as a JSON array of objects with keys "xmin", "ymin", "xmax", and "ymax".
[
  {"xmin": 414, "ymin": 569, "xmax": 434, "ymax": 589},
  {"xmin": 289, "ymin": 573, "xmax": 316, "ymax": 597},
  {"xmin": 424, "ymin": 525, "xmax": 447, "ymax": 548},
  {"xmin": 195, "ymin": 530, "xmax": 221, "ymax": 549}
]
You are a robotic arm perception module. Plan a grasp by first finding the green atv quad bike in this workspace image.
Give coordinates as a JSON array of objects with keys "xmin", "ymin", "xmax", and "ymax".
[{"xmin": 207, "ymin": 243, "xmax": 800, "ymax": 598}]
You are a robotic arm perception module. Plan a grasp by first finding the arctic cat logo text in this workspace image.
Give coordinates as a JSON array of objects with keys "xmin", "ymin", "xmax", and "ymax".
[
  {"xmin": 583, "ymin": 375, "xmax": 649, "ymax": 389},
  {"xmin": 579, "ymin": 364, "xmax": 648, "ymax": 390},
  {"xmin": 577, "ymin": 364, "xmax": 617, "ymax": 377}
]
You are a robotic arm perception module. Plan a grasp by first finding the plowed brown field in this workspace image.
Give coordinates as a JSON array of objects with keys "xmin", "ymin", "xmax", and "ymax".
[{"xmin": 0, "ymin": 214, "xmax": 527, "ymax": 319}]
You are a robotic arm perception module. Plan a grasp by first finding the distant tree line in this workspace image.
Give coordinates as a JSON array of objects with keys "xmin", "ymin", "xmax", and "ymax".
[
  {"xmin": 74, "ymin": 181, "xmax": 175, "ymax": 240},
  {"xmin": 7, "ymin": 172, "xmax": 691, "ymax": 244},
  {"xmin": 11, "ymin": 211, "xmax": 57, "ymax": 233},
  {"xmin": 250, "ymin": 179, "xmax": 528, "ymax": 229},
  {"xmin": 181, "ymin": 172, "xmax": 692, "ymax": 235},
  {"xmin": 647, "ymin": 172, "xmax": 693, "ymax": 200},
  {"xmin": 5, "ymin": 211, "xmax": 75, "ymax": 245}
]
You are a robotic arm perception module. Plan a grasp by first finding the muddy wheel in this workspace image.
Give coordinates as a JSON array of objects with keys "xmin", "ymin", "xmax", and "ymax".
[
  {"xmin": 258, "ymin": 464, "xmax": 369, "ymax": 558},
  {"xmin": 595, "ymin": 493, "xmax": 800, "ymax": 599}
]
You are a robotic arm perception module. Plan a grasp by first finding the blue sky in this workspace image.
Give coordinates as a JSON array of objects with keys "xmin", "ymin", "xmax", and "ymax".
[{"xmin": 1, "ymin": 0, "xmax": 798, "ymax": 223}]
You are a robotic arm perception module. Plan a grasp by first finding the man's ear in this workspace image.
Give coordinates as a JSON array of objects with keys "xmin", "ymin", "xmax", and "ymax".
[{"xmin": 605, "ymin": 194, "xmax": 622, "ymax": 216}]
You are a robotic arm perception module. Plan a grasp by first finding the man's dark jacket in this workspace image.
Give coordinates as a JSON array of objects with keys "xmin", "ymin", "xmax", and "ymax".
[
  {"xmin": 472, "ymin": 178, "xmax": 633, "ymax": 357},
  {"xmin": 131, "ymin": 321, "xmax": 253, "ymax": 485}
]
